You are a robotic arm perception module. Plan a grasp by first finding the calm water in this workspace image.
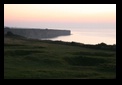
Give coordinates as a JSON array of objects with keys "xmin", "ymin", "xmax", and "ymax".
[{"xmin": 41, "ymin": 28, "xmax": 116, "ymax": 45}]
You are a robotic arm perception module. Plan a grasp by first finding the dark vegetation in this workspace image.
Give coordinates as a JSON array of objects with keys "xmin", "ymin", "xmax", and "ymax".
[
  {"xmin": 5, "ymin": 31, "xmax": 26, "ymax": 39},
  {"xmin": 4, "ymin": 33, "xmax": 116, "ymax": 79},
  {"xmin": 43, "ymin": 41, "xmax": 116, "ymax": 51}
]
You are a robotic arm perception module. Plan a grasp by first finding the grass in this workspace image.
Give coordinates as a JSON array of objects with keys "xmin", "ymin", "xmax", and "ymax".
[{"xmin": 4, "ymin": 35, "xmax": 116, "ymax": 79}]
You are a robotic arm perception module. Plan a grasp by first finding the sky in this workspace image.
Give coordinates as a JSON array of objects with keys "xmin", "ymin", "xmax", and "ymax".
[{"xmin": 4, "ymin": 4, "xmax": 116, "ymax": 29}]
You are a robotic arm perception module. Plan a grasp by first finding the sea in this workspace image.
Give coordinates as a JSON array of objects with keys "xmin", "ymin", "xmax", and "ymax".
[{"xmin": 41, "ymin": 28, "xmax": 116, "ymax": 45}]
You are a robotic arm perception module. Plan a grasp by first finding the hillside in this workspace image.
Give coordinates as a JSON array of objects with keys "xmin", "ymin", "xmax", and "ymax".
[
  {"xmin": 4, "ymin": 27, "xmax": 71, "ymax": 39},
  {"xmin": 4, "ymin": 34, "xmax": 116, "ymax": 79}
]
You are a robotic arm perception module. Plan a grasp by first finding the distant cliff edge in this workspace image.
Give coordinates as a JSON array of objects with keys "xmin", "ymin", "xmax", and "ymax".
[{"xmin": 4, "ymin": 27, "xmax": 71, "ymax": 39}]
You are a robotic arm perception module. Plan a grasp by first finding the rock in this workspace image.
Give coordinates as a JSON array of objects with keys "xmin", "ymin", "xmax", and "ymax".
[{"xmin": 4, "ymin": 27, "xmax": 71, "ymax": 39}]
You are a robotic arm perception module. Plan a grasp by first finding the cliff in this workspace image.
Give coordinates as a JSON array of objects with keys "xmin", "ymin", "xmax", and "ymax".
[{"xmin": 4, "ymin": 27, "xmax": 71, "ymax": 39}]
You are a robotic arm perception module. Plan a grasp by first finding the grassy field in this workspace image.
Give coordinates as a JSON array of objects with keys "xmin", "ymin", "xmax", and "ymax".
[{"xmin": 4, "ymin": 35, "xmax": 116, "ymax": 79}]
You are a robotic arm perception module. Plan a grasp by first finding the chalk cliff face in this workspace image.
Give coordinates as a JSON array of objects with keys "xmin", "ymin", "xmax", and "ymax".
[{"xmin": 4, "ymin": 27, "xmax": 71, "ymax": 39}]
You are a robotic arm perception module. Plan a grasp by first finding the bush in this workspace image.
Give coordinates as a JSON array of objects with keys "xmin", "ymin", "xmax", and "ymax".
[
  {"xmin": 6, "ymin": 31, "xmax": 14, "ymax": 36},
  {"xmin": 64, "ymin": 56, "xmax": 106, "ymax": 66}
]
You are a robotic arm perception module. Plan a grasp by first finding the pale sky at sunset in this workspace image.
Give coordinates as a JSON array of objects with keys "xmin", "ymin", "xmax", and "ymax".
[{"xmin": 4, "ymin": 4, "xmax": 116, "ymax": 29}]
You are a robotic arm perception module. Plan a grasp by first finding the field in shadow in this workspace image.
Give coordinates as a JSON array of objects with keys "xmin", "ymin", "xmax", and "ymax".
[{"xmin": 4, "ymin": 34, "xmax": 116, "ymax": 79}]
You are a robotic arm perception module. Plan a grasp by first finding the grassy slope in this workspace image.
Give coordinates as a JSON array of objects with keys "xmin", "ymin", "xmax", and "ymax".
[{"xmin": 4, "ymin": 36, "xmax": 116, "ymax": 79}]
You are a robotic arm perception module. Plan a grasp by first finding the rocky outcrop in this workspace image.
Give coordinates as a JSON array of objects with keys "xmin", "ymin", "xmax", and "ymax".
[{"xmin": 4, "ymin": 27, "xmax": 71, "ymax": 39}]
